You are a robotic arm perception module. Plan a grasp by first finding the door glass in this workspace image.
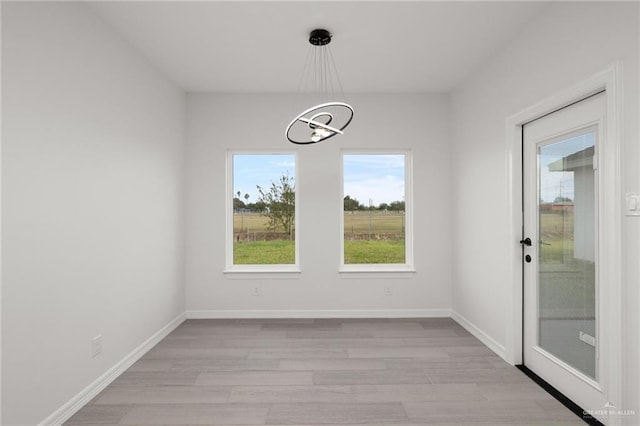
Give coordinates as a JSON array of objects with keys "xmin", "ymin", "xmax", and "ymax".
[{"xmin": 537, "ymin": 128, "xmax": 596, "ymax": 380}]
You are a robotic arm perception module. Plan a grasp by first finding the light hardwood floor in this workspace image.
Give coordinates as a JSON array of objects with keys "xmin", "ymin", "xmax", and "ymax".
[{"xmin": 65, "ymin": 318, "xmax": 584, "ymax": 425}]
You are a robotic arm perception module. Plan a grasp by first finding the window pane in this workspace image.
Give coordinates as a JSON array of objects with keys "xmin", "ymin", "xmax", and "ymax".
[
  {"xmin": 232, "ymin": 154, "xmax": 295, "ymax": 265},
  {"xmin": 343, "ymin": 154, "xmax": 406, "ymax": 264}
]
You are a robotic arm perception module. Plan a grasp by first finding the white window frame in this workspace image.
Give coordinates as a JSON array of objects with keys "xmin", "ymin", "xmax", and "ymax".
[
  {"xmin": 224, "ymin": 150, "xmax": 300, "ymax": 274},
  {"xmin": 339, "ymin": 150, "xmax": 414, "ymax": 273}
]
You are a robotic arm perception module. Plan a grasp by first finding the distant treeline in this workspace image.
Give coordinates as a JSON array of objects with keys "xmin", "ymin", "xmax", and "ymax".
[
  {"xmin": 343, "ymin": 195, "xmax": 405, "ymax": 212},
  {"xmin": 233, "ymin": 194, "xmax": 404, "ymax": 212}
]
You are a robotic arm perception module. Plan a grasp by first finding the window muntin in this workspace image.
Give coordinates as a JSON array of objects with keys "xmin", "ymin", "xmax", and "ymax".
[
  {"xmin": 342, "ymin": 152, "xmax": 413, "ymax": 270},
  {"xmin": 227, "ymin": 153, "xmax": 297, "ymax": 270}
]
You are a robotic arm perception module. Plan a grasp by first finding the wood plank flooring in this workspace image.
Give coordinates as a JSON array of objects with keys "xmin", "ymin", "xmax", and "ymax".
[{"xmin": 65, "ymin": 318, "xmax": 584, "ymax": 425}]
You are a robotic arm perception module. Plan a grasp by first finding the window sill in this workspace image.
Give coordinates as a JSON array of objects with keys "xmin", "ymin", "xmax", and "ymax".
[
  {"xmin": 223, "ymin": 266, "xmax": 301, "ymax": 279},
  {"xmin": 339, "ymin": 265, "xmax": 416, "ymax": 279}
]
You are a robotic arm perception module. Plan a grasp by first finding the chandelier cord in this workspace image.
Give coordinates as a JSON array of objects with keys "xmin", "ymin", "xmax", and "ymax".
[
  {"xmin": 296, "ymin": 44, "xmax": 314, "ymax": 97},
  {"xmin": 328, "ymin": 44, "xmax": 346, "ymax": 103}
]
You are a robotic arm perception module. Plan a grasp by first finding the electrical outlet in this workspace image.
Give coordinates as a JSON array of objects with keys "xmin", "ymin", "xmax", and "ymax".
[
  {"xmin": 91, "ymin": 335, "xmax": 102, "ymax": 358},
  {"xmin": 252, "ymin": 286, "xmax": 260, "ymax": 296},
  {"xmin": 384, "ymin": 286, "xmax": 392, "ymax": 296}
]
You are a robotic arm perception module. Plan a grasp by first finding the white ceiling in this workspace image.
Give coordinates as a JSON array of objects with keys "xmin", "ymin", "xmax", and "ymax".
[{"xmin": 89, "ymin": 1, "xmax": 549, "ymax": 93}]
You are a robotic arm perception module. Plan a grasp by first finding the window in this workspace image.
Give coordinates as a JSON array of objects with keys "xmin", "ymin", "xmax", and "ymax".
[
  {"xmin": 226, "ymin": 152, "xmax": 298, "ymax": 271},
  {"xmin": 341, "ymin": 152, "xmax": 413, "ymax": 271}
]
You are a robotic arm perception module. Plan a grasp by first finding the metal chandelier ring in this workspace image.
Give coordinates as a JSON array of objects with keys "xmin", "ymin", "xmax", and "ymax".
[{"xmin": 285, "ymin": 102, "xmax": 354, "ymax": 145}]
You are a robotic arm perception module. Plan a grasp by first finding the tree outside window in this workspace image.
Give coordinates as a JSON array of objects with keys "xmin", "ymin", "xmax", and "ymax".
[{"xmin": 231, "ymin": 154, "xmax": 296, "ymax": 265}]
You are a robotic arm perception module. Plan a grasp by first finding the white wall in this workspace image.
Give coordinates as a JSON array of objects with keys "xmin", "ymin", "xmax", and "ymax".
[
  {"xmin": 450, "ymin": 1, "xmax": 639, "ymax": 422},
  {"xmin": 185, "ymin": 93, "xmax": 451, "ymax": 316},
  {"xmin": 1, "ymin": 3, "xmax": 186, "ymax": 425}
]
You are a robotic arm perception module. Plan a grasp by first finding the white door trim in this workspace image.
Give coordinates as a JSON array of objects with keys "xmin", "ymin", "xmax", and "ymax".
[{"xmin": 505, "ymin": 63, "xmax": 622, "ymax": 416}]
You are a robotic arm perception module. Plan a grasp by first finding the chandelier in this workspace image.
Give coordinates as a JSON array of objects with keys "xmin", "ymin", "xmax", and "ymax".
[{"xmin": 285, "ymin": 29, "xmax": 354, "ymax": 145}]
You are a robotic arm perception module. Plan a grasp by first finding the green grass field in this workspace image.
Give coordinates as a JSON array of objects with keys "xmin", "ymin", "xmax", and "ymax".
[
  {"xmin": 233, "ymin": 239, "xmax": 405, "ymax": 264},
  {"xmin": 344, "ymin": 240, "xmax": 405, "ymax": 264},
  {"xmin": 234, "ymin": 212, "xmax": 404, "ymax": 234},
  {"xmin": 234, "ymin": 240, "xmax": 295, "ymax": 264},
  {"xmin": 233, "ymin": 212, "xmax": 406, "ymax": 264},
  {"xmin": 539, "ymin": 212, "xmax": 574, "ymax": 263}
]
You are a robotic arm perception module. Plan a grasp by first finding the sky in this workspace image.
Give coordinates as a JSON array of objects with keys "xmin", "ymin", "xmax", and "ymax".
[
  {"xmin": 233, "ymin": 153, "xmax": 405, "ymax": 206},
  {"xmin": 343, "ymin": 154, "xmax": 405, "ymax": 206},
  {"xmin": 233, "ymin": 154, "xmax": 295, "ymax": 203},
  {"xmin": 539, "ymin": 132, "xmax": 595, "ymax": 203}
]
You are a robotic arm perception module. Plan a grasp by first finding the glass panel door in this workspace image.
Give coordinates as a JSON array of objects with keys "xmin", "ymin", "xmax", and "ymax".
[
  {"xmin": 522, "ymin": 91, "xmax": 607, "ymax": 421},
  {"xmin": 537, "ymin": 128, "xmax": 597, "ymax": 380}
]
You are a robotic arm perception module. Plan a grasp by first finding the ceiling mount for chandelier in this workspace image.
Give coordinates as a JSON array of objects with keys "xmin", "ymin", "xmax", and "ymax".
[{"xmin": 285, "ymin": 29, "xmax": 354, "ymax": 145}]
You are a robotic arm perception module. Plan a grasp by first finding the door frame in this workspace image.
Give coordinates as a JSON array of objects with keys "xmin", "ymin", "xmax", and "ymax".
[{"xmin": 505, "ymin": 63, "xmax": 622, "ymax": 415}]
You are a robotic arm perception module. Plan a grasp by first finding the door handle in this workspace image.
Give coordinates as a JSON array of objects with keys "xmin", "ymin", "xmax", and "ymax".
[{"xmin": 519, "ymin": 237, "xmax": 532, "ymax": 246}]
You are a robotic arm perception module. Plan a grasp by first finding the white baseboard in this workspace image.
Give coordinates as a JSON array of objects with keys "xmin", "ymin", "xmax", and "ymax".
[
  {"xmin": 186, "ymin": 309, "xmax": 451, "ymax": 319},
  {"xmin": 451, "ymin": 309, "xmax": 506, "ymax": 360},
  {"xmin": 39, "ymin": 312, "xmax": 186, "ymax": 426}
]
